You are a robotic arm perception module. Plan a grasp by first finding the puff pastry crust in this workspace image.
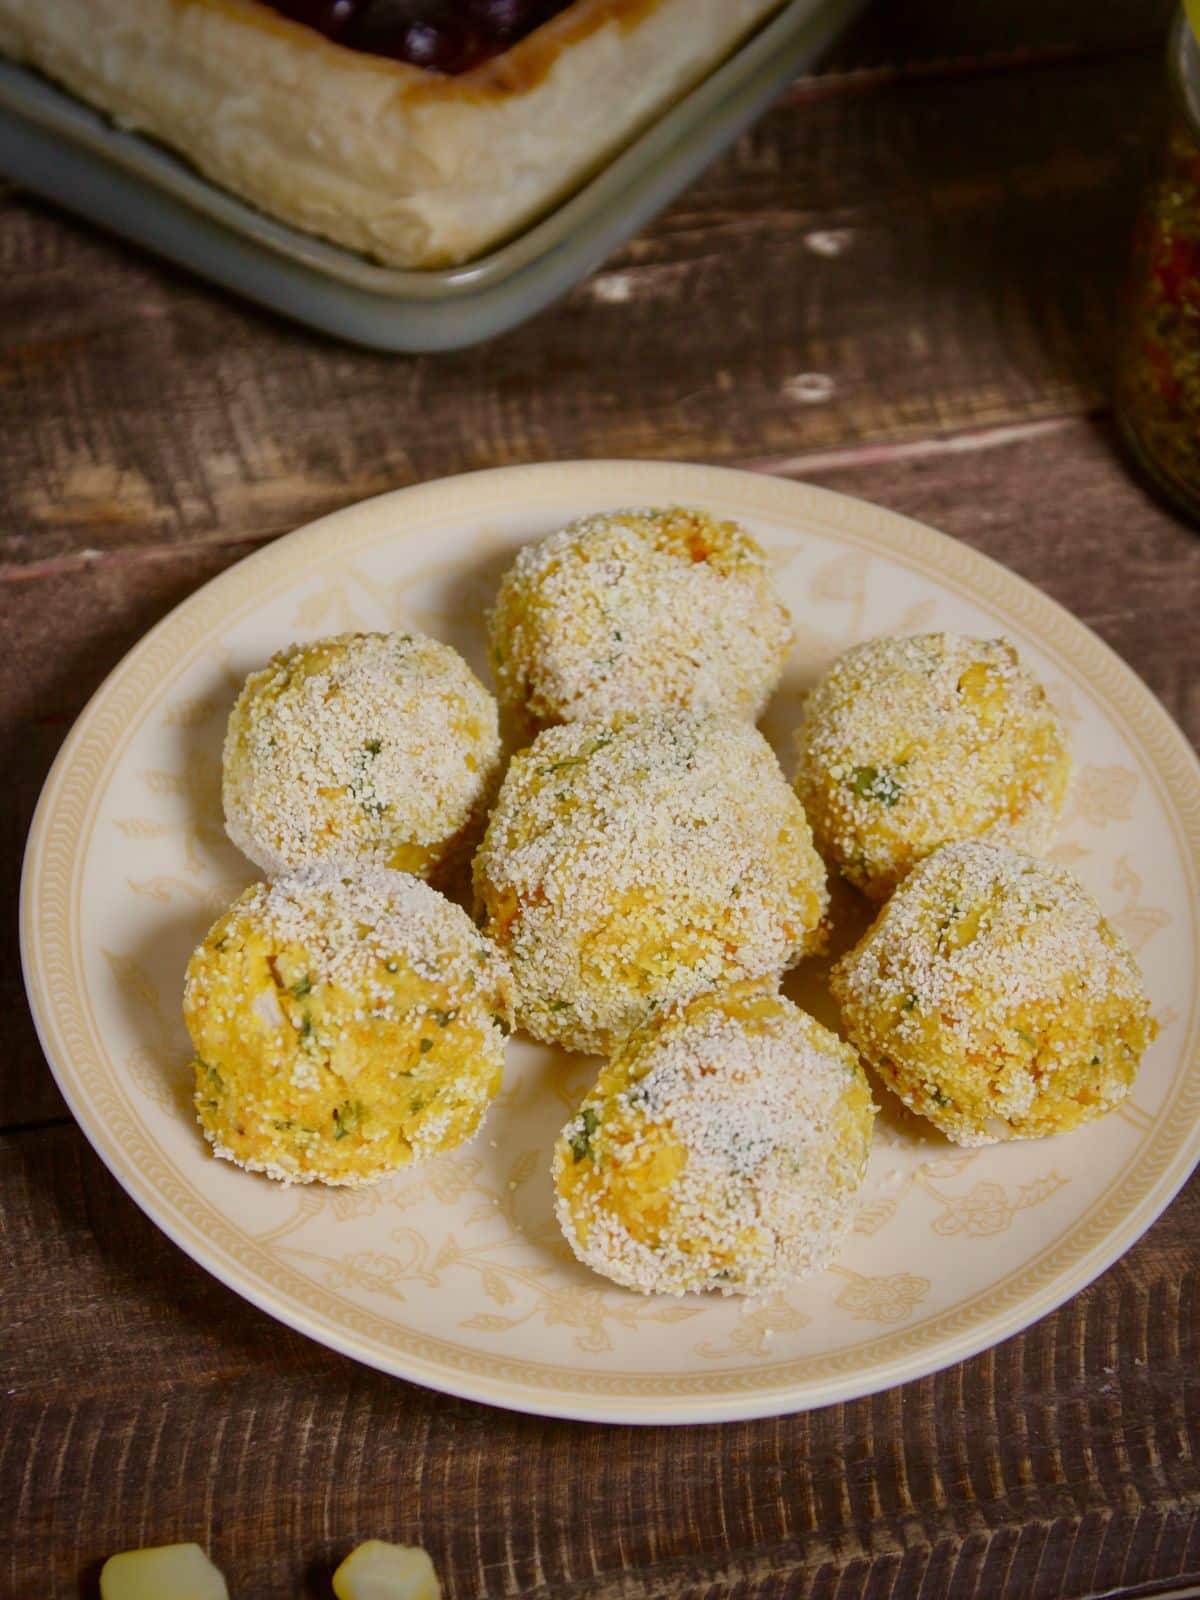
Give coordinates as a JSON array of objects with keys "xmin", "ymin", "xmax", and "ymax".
[{"xmin": 0, "ymin": 0, "xmax": 786, "ymax": 267}]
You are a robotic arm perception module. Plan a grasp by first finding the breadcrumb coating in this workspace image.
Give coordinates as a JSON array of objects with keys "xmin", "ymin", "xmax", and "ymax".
[
  {"xmin": 223, "ymin": 632, "xmax": 500, "ymax": 881},
  {"xmin": 486, "ymin": 507, "xmax": 792, "ymax": 729},
  {"xmin": 183, "ymin": 865, "xmax": 513, "ymax": 1185},
  {"xmin": 794, "ymin": 633, "xmax": 1071, "ymax": 900},
  {"xmin": 831, "ymin": 840, "xmax": 1155, "ymax": 1145},
  {"xmin": 473, "ymin": 711, "xmax": 829, "ymax": 1053},
  {"xmin": 554, "ymin": 984, "xmax": 875, "ymax": 1296}
]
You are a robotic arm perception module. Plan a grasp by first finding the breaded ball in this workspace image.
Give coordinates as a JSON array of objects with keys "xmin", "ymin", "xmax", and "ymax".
[
  {"xmin": 486, "ymin": 507, "xmax": 792, "ymax": 729},
  {"xmin": 473, "ymin": 711, "xmax": 828, "ymax": 1053},
  {"xmin": 223, "ymin": 631, "xmax": 500, "ymax": 881},
  {"xmin": 831, "ymin": 841, "xmax": 1155, "ymax": 1145},
  {"xmin": 554, "ymin": 984, "xmax": 876, "ymax": 1296},
  {"xmin": 794, "ymin": 633, "xmax": 1071, "ymax": 901},
  {"xmin": 183, "ymin": 865, "xmax": 513, "ymax": 1185}
]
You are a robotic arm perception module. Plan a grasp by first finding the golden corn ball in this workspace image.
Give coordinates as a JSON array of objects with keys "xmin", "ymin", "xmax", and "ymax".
[
  {"xmin": 831, "ymin": 840, "xmax": 1155, "ymax": 1145},
  {"xmin": 554, "ymin": 984, "xmax": 875, "ymax": 1296},
  {"xmin": 223, "ymin": 631, "xmax": 500, "ymax": 880},
  {"xmin": 793, "ymin": 633, "xmax": 1071, "ymax": 900},
  {"xmin": 473, "ymin": 712, "xmax": 828, "ymax": 1053},
  {"xmin": 486, "ymin": 507, "xmax": 792, "ymax": 729},
  {"xmin": 183, "ymin": 865, "xmax": 513, "ymax": 1186}
]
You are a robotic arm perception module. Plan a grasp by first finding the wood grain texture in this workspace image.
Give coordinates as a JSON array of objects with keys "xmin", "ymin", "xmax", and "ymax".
[
  {"xmin": 820, "ymin": 0, "xmax": 1174, "ymax": 72},
  {"xmin": 0, "ymin": 47, "xmax": 1163, "ymax": 573},
  {"xmin": 2, "ymin": 1124, "xmax": 1198, "ymax": 1598}
]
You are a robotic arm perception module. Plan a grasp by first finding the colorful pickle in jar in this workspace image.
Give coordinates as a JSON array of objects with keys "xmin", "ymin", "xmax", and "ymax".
[{"xmin": 1116, "ymin": 7, "xmax": 1200, "ymax": 522}]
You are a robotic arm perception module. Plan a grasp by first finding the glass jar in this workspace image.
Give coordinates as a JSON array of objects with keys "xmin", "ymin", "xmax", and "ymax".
[{"xmin": 1115, "ymin": 6, "xmax": 1200, "ymax": 524}]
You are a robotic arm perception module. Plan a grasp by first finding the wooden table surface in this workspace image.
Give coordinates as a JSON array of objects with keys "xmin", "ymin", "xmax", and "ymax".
[{"xmin": 5, "ymin": 3, "xmax": 1200, "ymax": 1596}]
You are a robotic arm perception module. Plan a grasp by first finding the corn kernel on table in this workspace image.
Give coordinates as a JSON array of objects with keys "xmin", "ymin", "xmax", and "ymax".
[{"xmin": 4, "ymin": 2, "xmax": 1200, "ymax": 1596}]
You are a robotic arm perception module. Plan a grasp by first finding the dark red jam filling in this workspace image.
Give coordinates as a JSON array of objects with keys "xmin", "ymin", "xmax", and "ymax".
[{"xmin": 264, "ymin": 0, "xmax": 573, "ymax": 74}]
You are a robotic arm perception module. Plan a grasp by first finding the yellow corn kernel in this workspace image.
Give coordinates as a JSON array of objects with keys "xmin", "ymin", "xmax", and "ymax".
[
  {"xmin": 99, "ymin": 1544, "xmax": 228, "ymax": 1600},
  {"xmin": 943, "ymin": 899, "xmax": 986, "ymax": 949},
  {"xmin": 957, "ymin": 659, "xmax": 1007, "ymax": 724},
  {"xmin": 333, "ymin": 1540, "xmax": 442, "ymax": 1600}
]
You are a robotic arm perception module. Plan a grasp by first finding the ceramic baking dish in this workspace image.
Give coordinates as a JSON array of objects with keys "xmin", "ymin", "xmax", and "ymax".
[{"xmin": 0, "ymin": 0, "xmax": 861, "ymax": 350}]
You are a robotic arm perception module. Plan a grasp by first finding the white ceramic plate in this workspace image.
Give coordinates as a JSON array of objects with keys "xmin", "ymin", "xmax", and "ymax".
[{"xmin": 21, "ymin": 462, "xmax": 1200, "ymax": 1424}]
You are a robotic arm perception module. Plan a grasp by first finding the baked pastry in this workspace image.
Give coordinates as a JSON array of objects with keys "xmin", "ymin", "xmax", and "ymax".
[
  {"xmin": 487, "ymin": 506, "xmax": 793, "ymax": 731},
  {"xmin": 831, "ymin": 840, "xmax": 1156, "ymax": 1145},
  {"xmin": 183, "ymin": 864, "xmax": 514, "ymax": 1185},
  {"xmin": 0, "ymin": 0, "xmax": 786, "ymax": 267},
  {"xmin": 554, "ymin": 983, "xmax": 875, "ymax": 1296},
  {"xmin": 793, "ymin": 633, "xmax": 1071, "ymax": 901},
  {"xmin": 472, "ymin": 710, "xmax": 828, "ymax": 1053},
  {"xmin": 223, "ymin": 631, "xmax": 500, "ymax": 883}
]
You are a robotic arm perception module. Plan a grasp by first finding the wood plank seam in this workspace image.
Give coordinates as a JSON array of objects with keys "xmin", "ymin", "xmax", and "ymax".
[
  {"xmin": 0, "ymin": 412, "xmax": 1110, "ymax": 585},
  {"xmin": 794, "ymin": 38, "xmax": 1169, "ymax": 107}
]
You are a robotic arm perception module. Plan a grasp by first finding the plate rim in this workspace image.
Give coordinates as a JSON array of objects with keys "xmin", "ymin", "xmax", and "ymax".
[{"xmin": 20, "ymin": 459, "xmax": 1200, "ymax": 1425}]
